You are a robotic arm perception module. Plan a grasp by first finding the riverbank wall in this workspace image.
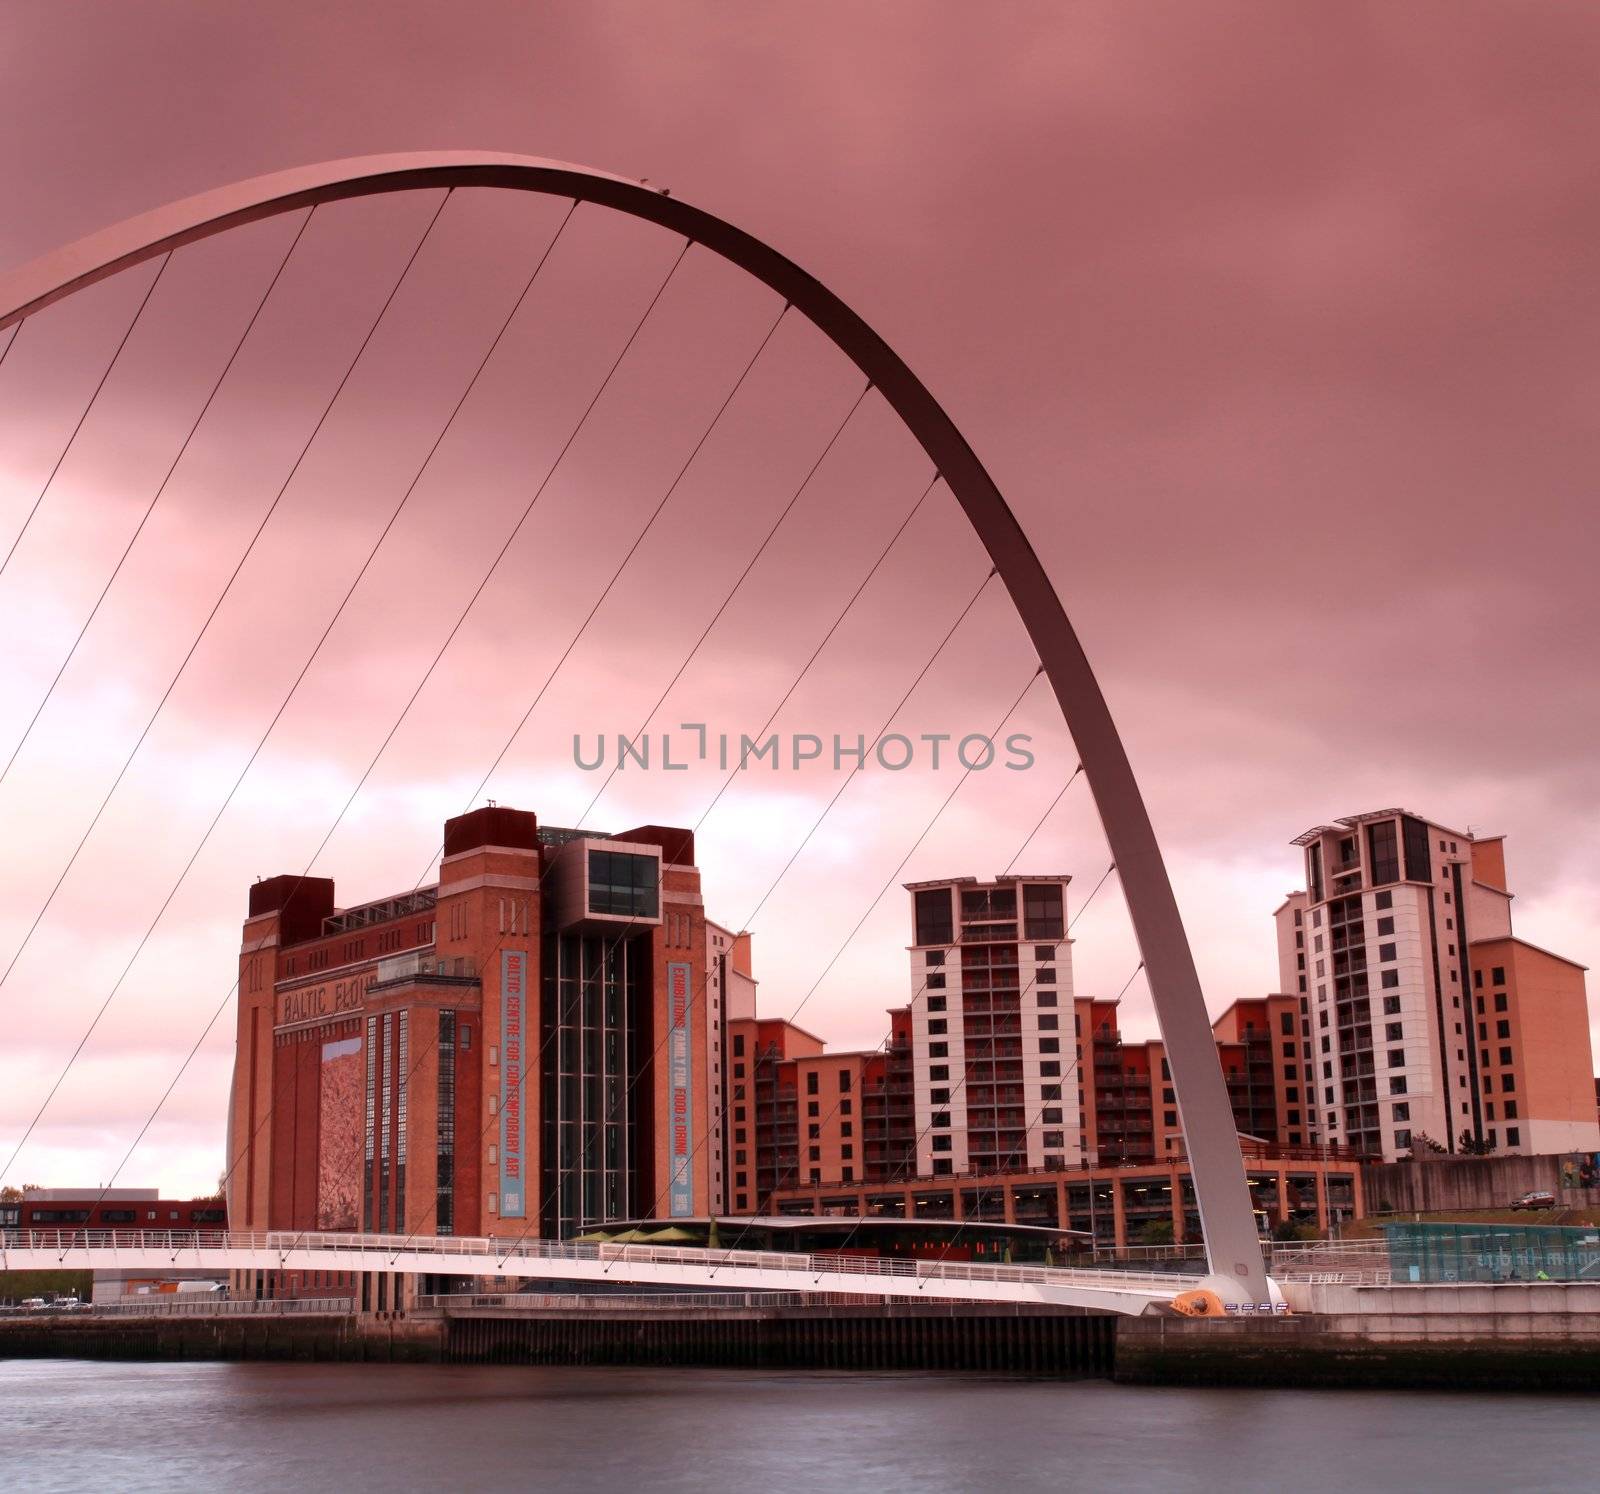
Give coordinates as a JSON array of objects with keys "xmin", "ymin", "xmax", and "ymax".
[{"xmin": 4, "ymin": 1298, "xmax": 1598, "ymax": 1389}]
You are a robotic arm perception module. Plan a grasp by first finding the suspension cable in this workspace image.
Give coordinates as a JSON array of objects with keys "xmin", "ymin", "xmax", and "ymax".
[
  {"xmin": 0, "ymin": 189, "xmax": 460, "ymax": 1183},
  {"xmin": 0, "ymin": 208, "xmax": 319, "ymax": 786},
  {"xmin": 365, "ymin": 470, "xmax": 981, "ymax": 1262},
  {"xmin": 714, "ymin": 763, "xmax": 1084, "ymax": 1263},
  {"xmin": 374, "ymin": 466, "xmax": 947, "ymax": 1257},
  {"xmin": 18, "ymin": 194, "xmax": 601, "ymax": 1201},
  {"xmin": 89, "ymin": 230, "xmax": 728, "ymax": 1224},
  {"xmin": 484, "ymin": 566, "xmax": 1006, "ymax": 1262},
  {"xmin": 604, "ymin": 662, "xmax": 1046, "ymax": 1267},
  {"xmin": 0, "ymin": 254, "xmax": 173, "ymax": 583}
]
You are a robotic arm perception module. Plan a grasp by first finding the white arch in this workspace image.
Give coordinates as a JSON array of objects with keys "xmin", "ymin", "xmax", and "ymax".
[{"xmin": 0, "ymin": 152, "xmax": 1269, "ymax": 1301}]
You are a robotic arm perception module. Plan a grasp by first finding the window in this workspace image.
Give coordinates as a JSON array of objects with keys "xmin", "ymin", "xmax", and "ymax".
[
  {"xmin": 926, "ymin": 949, "xmax": 946, "ymax": 966},
  {"xmin": 1038, "ymin": 990, "xmax": 1057, "ymax": 1007},
  {"xmin": 1498, "ymin": 1046, "xmax": 1513, "ymax": 1065},
  {"xmin": 1040, "ymin": 1060, "xmax": 1061, "ymax": 1076},
  {"xmin": 915, "ymin": 888, "xmax": 954, "ymax": 945},
  {"xmin": 1473, "ymin": 969, "xmax": 1483, "ymax": 988},
  {"xmin": 1041, "ymin": 1107, "xmax": 1062, "ymax": 1124},
  {"xmin": 1388, "ymin": 1049, "xmax": 1405, "ymax": 1068},
  {"xmin": 1163, "ymin": 1111, "xmax": 1177, "ymax": 1126},
  {"xmin": 1494, "ymin": 993, "xmax": 1508, "ymax": 1013},
  {"xmin": 1378, "ymin": 942, "xmax": 1397, "ymax": 962},
  {"xmin": 1496, "ymin": 1020, "xmax": 1510, "ymax": 1039},
  {"xmin": 1280, "ymin": 1011, "xmax": 1295, "ymax": 1035},
  {"xmin": 808, "ymin": 1124, "xmax": 820, "ymax": 1140},
  {"xmin": 1386, "ymin": 1022, "xmax": 1404, "ymax": 1041},
  {"xmin": 928, "ymin": 994, "xmax": 946, "ymax": 1012},
  {"xmin": 931, "ymin": 1112, "xmax": 951, "ymax": 1129},
  {"xmin": 1036, "ymin": 966, "xmax": 1057, "ymax": 984},
  {"xmin": 930, "ymin": 1064, "xmax": 948, "ymax": 1081},
  {"xmin": 1375, "ymin": 890, "xmax": 1393, "ymax": 910},
  {"xmin": 1281, "ymin": 1041, "xmax": 1295, "ymax": 1058},
  {"xmin": 807, "ymin": 1101, "xmax": 820, "ymax": 1117},
  {"xmin": 1506, "ymin": 1127, "xmax": 1521, "ymax": 1147},
  {"xmin": 1035, "ymin": 945, "xmax": 1056, "ymax": 961},
  {"xmin": 929, "ymin": 1042, "xmax": 948, "ymax": 1059},
  {"xmin": 839, "ymin": 1070, "xmax": 852, "ymax": 1092},
  {"xmin": 1377, "ymin": 916, "xmax": 1395, "ymax": 936},
  {"xmin": 1042, "ymin": 1131, "xmax": 1065, "ymax": 1149},
  {"xmin": 1381, "ymin": 970, "xmax": 1399, "ymax": 988},
  {"xmin": 1022, "ymin": 883, "xmax": 1065, "ymax": 939},
  {"xmin": 1402, "ymin": 816, "xmax": 1431, "ymax": 882},
  {"xmin": 806, "ymin": 1072, "xmax": 819, "ymax": 1095},
  {"xmin": 1504, "ymin": 1101, "xmax": 1518, "ymax": 1119},
  {"xmin": 928, "ymin": 1019, "xmax": 947, "ymax": 1035},
  {"xmin": 1039, "ymin": 1014, "xmax": 1059, "ymax": 1031},
  {"xmin": 1394, "ymin": 1129, "xmax": 1412, "ymax": 1151},
  {"xmin": 1367, "ymin": 819, "xmax": 1400, "ymax": 885},
  {"xmin": 926, "ymin": 973, "xmax": 947, "ymax": 990},
  {"xmin": 1389, "ymin": 1076, "xmax": 1408, "ymax": 1095},
  {"xmin": 1392, "ymin": 1102, "xmax": 1410, "ymax": 1122},
  {"xmin": 733, "ymin": 1033, "xmax": 745, "ymax": 1057},
  {"xmin": 586, "ymin": 849, "xmax": 660, "ymax": 918}
]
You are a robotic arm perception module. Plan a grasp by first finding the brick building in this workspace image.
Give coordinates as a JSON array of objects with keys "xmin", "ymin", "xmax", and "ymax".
[{"xmin": 226, "ymin": 804, "xmax": 727, "ymax": 1260}]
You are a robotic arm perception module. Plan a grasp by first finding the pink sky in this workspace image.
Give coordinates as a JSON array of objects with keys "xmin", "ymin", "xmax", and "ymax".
[{"xmin": 1, "ymin": 2, "xmax": 1596, "ymax": 1196}]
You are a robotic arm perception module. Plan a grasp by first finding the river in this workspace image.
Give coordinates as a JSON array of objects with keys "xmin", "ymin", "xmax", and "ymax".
[{"xmin": 3, "ymin": 1360, "xmax": 1596, "ymax": 1490}]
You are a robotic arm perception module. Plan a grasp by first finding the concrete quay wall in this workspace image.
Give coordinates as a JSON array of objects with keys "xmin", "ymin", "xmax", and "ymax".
[{"xmin": 4, "ymin": 1297, "xmax": 1598, "ymax": 1389}]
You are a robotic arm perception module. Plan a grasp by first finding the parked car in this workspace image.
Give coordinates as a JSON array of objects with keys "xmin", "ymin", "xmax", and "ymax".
[{"xmin": 1510, "ymin": 1190, "xmax": 1557, "ymax": 1211}]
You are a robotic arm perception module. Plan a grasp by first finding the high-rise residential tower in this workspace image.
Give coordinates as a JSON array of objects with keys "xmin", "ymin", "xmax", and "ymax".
[
  {"xmin": 1276, "ymin": 810, "xmax": 1596, "ymax": 1160},
  {"xmin": 904, "ymin": 874, "xmax": 1075, "ymax": 1177}
]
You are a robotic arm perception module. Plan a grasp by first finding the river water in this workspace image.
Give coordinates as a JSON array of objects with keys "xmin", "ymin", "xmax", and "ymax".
[{"xmin": 3, "ymin": 1359, "xmax": 1596, "ymax": 1490}]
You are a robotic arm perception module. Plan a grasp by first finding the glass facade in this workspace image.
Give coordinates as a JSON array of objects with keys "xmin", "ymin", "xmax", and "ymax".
[
  {"xmin": 363, "ymin": 1014, "xmax": 377, "ymax": 1231},
  {"xmin": 539, "ymin": 929, "xmax": 645, "ymax": 1238},
  {"xmin": 436, "ymin": 1011, "xmax": 456, "ymax": 1235},
  {"xmin": 914, "ymin": 887, "xmax": 954, "ymax": 945},
  {"xmin": 1402, "ymin": 814, "xmax": 1432, "ymax": 883},
  {"xmin": 1022, "ymin": 883, "xmax": 1064, "ymax": 940},
  {"xmin": 1366, "ymin": 819, "xmax": 1400, "ymax": 886},
  {"xmin": 586, "ymin": 850, "xmax": 660, "ymax": 918}
]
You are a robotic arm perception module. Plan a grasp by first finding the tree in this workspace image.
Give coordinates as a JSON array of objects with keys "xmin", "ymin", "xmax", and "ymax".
[
  {"xmin": 0, "ymin": 1184, "xmax": 38, "ymax": 1202},
  {"xmin": 1407, "ymin": 1132, "xmax": 1447, "ymax": 1158},
  {"xmin": 1135, "ymin": 1218, "xmax": 1175, "ymax": 1246},
  {"xmin": 1458, "ymin": 1130, "xmax": 1498, "ymax": 1157}
]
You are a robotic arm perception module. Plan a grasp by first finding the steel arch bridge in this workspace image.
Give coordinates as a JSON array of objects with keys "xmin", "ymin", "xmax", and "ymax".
[{"xmin": 0, "ymin": 151, "xmax": 1270, "ymax": 1304}]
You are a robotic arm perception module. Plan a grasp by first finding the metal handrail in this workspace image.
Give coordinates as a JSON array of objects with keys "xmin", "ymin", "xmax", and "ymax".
[{"xmin": 0, "ymin": 1296, "xmax": 354, "ymax": 1318}]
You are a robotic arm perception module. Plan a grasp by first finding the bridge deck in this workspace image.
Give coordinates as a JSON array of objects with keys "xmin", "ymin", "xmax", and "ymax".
[{"xmin": 2, "ymin": 1229, "xmax": 1196, "ymax": 1316}]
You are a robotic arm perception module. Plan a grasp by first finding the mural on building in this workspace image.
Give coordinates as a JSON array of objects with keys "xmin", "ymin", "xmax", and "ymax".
[{"xmin": 317, "ymin": 1035, "xmax": 363, "ymax": 1229}]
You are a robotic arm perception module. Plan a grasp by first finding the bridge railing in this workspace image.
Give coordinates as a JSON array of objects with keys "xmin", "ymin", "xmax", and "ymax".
[
  {"xmin": 415, "ymin": 1290, "xmax": 882, "ymax": 1312},
  {"xmin": 1, "ymin": 1228, "xmax": 1196, "ymax": 1296}
]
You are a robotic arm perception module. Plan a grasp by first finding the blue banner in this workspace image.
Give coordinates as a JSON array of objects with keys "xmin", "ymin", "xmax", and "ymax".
[{"xmin": 500, "ymin": 949, "xmax": 528, "ymax": 1219}]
